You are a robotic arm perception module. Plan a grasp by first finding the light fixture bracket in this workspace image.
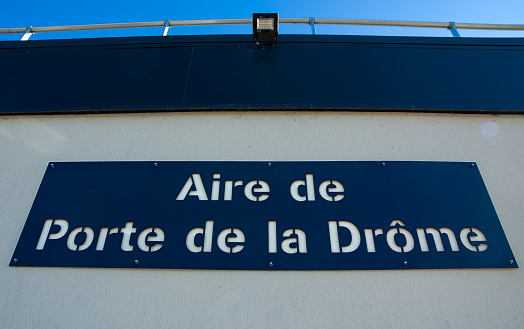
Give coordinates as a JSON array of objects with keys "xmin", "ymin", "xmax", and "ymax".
[{"xmin": 253, "ymin": 13, "xmax": 278, "ymax": 47}]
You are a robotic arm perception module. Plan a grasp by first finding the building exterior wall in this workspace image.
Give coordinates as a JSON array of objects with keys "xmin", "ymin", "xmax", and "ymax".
[{"xmin": 0, "ymin": 111, "xmax": 522, "ymax": 328}]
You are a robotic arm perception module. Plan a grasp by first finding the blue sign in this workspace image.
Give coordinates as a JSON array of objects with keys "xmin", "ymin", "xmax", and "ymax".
[{"xmin": 10, "ymin": 161, "xmax": 517, "ymax": 270}]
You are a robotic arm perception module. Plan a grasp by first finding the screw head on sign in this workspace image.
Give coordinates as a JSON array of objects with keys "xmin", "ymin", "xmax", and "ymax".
[
  {"xmin": 268, "ymin": 262, "xmax": 273, "ymax": 267},
  {"xmin": 13, "ymin": 259, "xmax": 18, "ymax": 263},
  {"xmin": 134, "ymin": 260, "xmax": 139, "ymax": 264},
  {"xmin": 381, "ymin": 162, "xmax": 386, "ymax": 167},
  {"xmin": 153, "ymin": 162, "xmax": 158, "ymax": 167},
  {"xmin": 508, "ymin": 260, "xmax": 514, "ymax": 265},
  {"xmin": 403, "ymin": 261, "xmax": 408, "ymax": 266}
]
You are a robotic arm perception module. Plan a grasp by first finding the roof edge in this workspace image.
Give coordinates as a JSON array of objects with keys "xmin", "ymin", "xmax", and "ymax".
[{"xmin": 1, "ymin": 34, "xmax": 524, "ymax": 49}]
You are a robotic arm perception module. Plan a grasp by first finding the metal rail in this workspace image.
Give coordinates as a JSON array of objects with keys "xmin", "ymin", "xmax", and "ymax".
[{"xmin": 1, "ymin": 18, "xmax": 524, "ymax": 41}]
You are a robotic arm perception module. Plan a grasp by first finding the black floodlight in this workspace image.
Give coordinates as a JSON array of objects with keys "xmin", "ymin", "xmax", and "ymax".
[{"xmin": 253, "ymin": 13, "xmax": 278, "ymax": 47}]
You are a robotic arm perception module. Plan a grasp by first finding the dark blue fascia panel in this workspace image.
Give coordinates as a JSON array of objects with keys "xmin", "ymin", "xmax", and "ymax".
[{"xmin": 1, "ymin": 34, "xmax": 523, "ymax": 114}]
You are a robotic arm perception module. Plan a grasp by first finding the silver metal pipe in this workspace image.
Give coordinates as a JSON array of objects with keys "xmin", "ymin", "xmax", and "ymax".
[
  {"xmin": 33, "ymin": 21, "xmax": 166, "ymax": 32},
  {"xmin": 167, "ymin": 18, "xmax": 251, "ymax": 26},
  {"xmin": 279, "ymin": 18, "xmax": 310, "ymax": 24},
  {"xmin": 1, "ymin": 18, "xmax": 523, "ymax": 36},
  {"xmin": 0, "ymin": 28, "xmax": 27, "ymax": 34},
  {"xmin": 311, "ymin": 18, "xmax": 450, "ymax": 28},
  {"xmin": 454, "ymin": 23, "xmax": 524, "ymax": 31}
]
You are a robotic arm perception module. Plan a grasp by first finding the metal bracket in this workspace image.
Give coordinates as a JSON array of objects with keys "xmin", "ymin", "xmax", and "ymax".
[
  {"xmin": 21, "ymin": 26, "xmax": 33, "ymax": 41},
  {"xmin": 162, "ymin": 20, "xmax": 170, "ymax": 36},
  {"xmin": 448, "ymin": 22, "xmax": 461, "ymax": 37},
  {"xmin": 309, "ymin": 17, "xmax": 317, "ymax": 35}
]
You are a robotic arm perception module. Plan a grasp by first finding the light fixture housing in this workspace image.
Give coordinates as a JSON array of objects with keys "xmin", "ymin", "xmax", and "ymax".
[{"xmin": 253, "ymin": 13, "xmax": 278, "ymax": 47}]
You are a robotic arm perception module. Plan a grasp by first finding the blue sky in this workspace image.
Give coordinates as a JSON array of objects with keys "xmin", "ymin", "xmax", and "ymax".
[{"xmin": 1, "ymin": 0, "xmax": 523, "ymax": 41}]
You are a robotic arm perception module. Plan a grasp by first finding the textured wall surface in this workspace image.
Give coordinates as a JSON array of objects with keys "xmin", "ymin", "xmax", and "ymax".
[{"xmin": 0, "ymin": 111, "xmax": 522, "ymax": 328}]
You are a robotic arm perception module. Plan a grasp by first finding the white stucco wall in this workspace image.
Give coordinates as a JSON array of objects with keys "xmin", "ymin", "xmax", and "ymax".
[{"xmin": 0, "ymin": 111, "xmax": 522, "ymax": 328}]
